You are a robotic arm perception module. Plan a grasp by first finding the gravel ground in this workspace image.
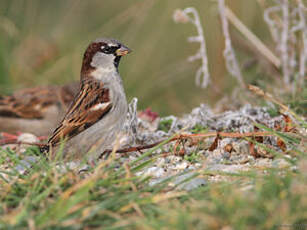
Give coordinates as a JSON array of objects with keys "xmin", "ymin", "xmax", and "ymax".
[{"xmin": 1, "ymin": 104, "xmax": 300, "ymax": 190}]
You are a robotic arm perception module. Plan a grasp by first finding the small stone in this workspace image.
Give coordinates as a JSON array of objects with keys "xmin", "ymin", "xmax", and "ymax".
[
  {"xmin": 232, "ymin": 140, "xmax": 249, "ymax": 155},
  {"xmin": 155, "ymin": 158, "xmax": 165, "ymax": 167},
  {"xmin": 220, "ymin": 138, "xmax": 232, "ymax": 147},
  {"xmin": 166, "ymin": 156, "xmax": 182, "ymax": 164},
  {"xmin": 206, "ymin": 149, "xmax": 229, "ymax": 164},
  {"xmin": 17, "ymin": 133, "xmax": 39, "ymax": 143},
  {"xmin": 173, "ymin": 172, "xmax": 207, "ymax": 191},
  {"xmin": 230, "ymin": 154, "xmax": 249, "ymax": 163},
  {"xmin": 254, "ymin": 158, "xmax": 272, "ymax": 168},
  {"xmin": 128, "ymin": 155, "xmax": 137, "ymax": 161},
  {"xmin": 205, "ymin": 164, "xmax": 249, "ymax": 173},
  {"xmin": 138, "ymin": 167, "xmax": 165, "ymax": 178},
  {"xmin": 221, "ymin": 151, "xmax": 231, "ymax": 159},
  {"xmin": 16, "ymin": 133, "xmax": 40, "ymax": 154},
  {"xmin": 272, "ymin": 158, "xmax": 291, "ymax": 168},
  {"xmin": 175, "ymin": 161, "xmax": 188, "ymax": 170},
  {"xmin": 15, "ymin": 156, "xmax": 38, "ymax": 174}
]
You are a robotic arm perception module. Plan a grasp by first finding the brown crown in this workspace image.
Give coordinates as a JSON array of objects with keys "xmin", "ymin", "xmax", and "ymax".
[{"xmin": 81, "ymin": 41, "xmax": 107, "ymax": 78}]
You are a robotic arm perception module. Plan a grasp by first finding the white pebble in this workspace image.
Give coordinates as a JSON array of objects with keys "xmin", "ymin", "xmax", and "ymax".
[{"xmin": 17, "ymin": 133, "xmax": 39, "ymax": 144}]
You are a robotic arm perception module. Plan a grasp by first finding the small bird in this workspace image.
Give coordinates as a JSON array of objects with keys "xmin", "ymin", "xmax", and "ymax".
[
  {"xmin": 0, "ymin": 82, "xmax": 79, "ymax": 136},
  {"xmin": 46, "ymin": 38, "xmax": 131, "ymax": 160}
]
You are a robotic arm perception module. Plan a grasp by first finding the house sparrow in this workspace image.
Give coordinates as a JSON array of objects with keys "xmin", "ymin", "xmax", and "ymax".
[
  {"xmin": 45, "ymin": 38, "xmax": 131, "ymax": 160},
  {"xmin": 0, "ymin": 82, "xmax": 79, "ymax": 136}
]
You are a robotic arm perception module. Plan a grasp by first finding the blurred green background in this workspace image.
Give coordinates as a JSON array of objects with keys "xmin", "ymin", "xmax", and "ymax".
[{"xmin": 0, "ymin": 0, "xmax": 275, "ymax": 116}]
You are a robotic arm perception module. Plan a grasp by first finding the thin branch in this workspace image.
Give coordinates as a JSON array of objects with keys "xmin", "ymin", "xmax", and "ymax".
[
  {"xmin": 225, "ymin": 6, "xmax": 281, "ymax": 68},
  {"xmin": 263, "ymin": 5, "xmax": 282, "ymax": 44},
  {"xmin": 280, "ymin": 0, "xmax": 290, "ymax": 84},
  {"xmin": 248, "ymin": 84, "xmax": 304, "ymax": 122},
  {"xmin": 125, "ymin": 98, "xmax": 139, "ymax": 144},
  {"xmin": 296, "ymin": 0, "xmax": 307, "ymax": 85},
  {"xmin": 173, "ymin": 7, "xmax": 210, "ymax": 88},
  {"xmin": 100, "ymin": 131, "xmax": 274, "ymax": 157},
  {"xmin": 218, "ymin": 0, "xmax": 245, "ymax": 87}
]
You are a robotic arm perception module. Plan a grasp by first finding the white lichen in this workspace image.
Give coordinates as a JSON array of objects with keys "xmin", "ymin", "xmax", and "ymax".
[
  {"xmin": 173, "ymin": 7, "xmax": 210, "ymax": 88},
  {"xmin": 218, "ymin": 0, "xmax": 245, "ymax": 88}
]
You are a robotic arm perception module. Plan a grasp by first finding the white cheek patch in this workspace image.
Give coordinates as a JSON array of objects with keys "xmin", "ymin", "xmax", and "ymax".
[
  {"xmin": 90, "ymin": 52, "xmax": 116, "ymax": 80},
  {"xmin": 90, "ymin": 102, "xmax": 111, "ymax": 111}
]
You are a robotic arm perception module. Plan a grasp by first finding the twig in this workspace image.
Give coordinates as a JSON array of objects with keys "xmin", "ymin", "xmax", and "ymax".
[
  {"xmin": 100, "ymin": 131, "xmax": 274, "ymax": 157},
  {"xmin": 296, "ymin": 0, "xmax": 307, "ymax": 86},
  {"xmin": 1, "ymin": 131, "xmax": 276, "ymax": 160},
  {"xmin": 218, "ymin": 0, "xmax": 245, "ymax": 88},
  {"xmin": 280, "ymin": 0, "xmax": 290, "ymax": 84},
  {"xmin": 125, "ymin": 98, "xmax": 138, "ymax": 144},
  {"xmin": 0, "ymin": 131, "xmax": 273, "ymax": 148},
  {"xmin": 263, "ymin": 5, "xmax": 282, "ymax": 46},
  {"xmin": 248, "ymin": 84, "xmax": 304, "ymax": 122},
  {"xmin": 225, "ymin": 6, "xmax": 281, "ymax": 68},
  {"xmin": 173, "ymin": 7, "xmax": 210, "ymax": 88},
  {"xmin": 263, "ymin": 1, "xmax": 290, "ymax": 83},
  {"xmin": 262, "ymin": 0, "xmax": 306, "ymax": 91}
]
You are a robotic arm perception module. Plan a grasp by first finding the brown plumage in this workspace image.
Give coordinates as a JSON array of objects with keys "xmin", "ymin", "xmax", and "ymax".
[
  {"xmin": 0, "ymin": 82, "xmax": 79, "ymax": 135},
  {"xmin": 44, "ymin": 37, "xmax": 131, "ymax": 160},
  {"xmin": 48, "ymin": 79, "xmax": 112, "ymax": 146}
]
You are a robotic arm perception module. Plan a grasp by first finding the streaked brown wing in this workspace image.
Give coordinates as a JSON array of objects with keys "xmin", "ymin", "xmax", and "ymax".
[
  {"xmin": 0, "ymin": 86, "xmax": 57, "ymax": 119},
  {"xmin": 48, "ymin": 80, "xmax": 112, "ymax": 146}
]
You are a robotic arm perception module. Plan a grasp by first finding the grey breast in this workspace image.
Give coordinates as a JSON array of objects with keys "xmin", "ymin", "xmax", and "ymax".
[{"xmin": 61, "ymin": 72, "xmax": 128, "ymax": 158}]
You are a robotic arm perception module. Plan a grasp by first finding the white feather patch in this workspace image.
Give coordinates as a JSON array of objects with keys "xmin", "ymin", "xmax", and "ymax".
[
  {"xmin": 108, "ymin": 43, "xmax": 117, "ymax": 47},
  {"xmin": 91, "ymin": 66, "xmax": 116, "ymax": 80},
  {"xmin": 90, "ymin": 102, "xmax": 111, "ymax": 111}
]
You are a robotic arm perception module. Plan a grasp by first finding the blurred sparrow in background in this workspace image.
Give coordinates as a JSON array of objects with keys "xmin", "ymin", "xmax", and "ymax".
[{"xmin": 0, "ymin": 82, "xmax": 79, "ymax": 136}]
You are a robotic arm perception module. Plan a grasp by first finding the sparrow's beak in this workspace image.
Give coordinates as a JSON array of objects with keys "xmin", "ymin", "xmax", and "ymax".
[{"xmin": 115, "ymin": 46, "xmax": 132, "ymax": 56}]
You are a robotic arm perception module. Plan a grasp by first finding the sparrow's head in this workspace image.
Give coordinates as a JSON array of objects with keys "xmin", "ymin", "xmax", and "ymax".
[{"xmin": 81, "ymin": 38, "xmax": 131, "ymax": 77}]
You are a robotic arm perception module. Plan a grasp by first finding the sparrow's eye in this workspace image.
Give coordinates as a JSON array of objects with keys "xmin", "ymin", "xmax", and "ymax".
[
  {"xmin": 101, "ymin": 45, "xmax": 118, "ymax": 54},
  {"xmin": 102, "ymin": 46, "xmax": 110, "ymax": 53}
]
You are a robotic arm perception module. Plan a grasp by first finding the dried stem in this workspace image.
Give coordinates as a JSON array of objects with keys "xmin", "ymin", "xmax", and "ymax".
[
  {"xmin": 225, "ymin": 7, "xmax": 281, "ymax": 68},
  {"xmin": 263, "ymin": 0, "xmax": 306, "ymax": 90},
  {"xmin": 248, "ymin": 84, "xmax": 304, "ymax": 122},
  {"xmin": 173, "ymin": 7, "xmax": 210, "ymax": 88},
  {"xmin": 280, "ymin": 0, "xmax": 290, "ymax": 84},
  {"xmin": 100, "ymin": 131, "xmax": 274, "ymax": 157},
  {"xmin": 264, "ymin": 5, "xmax": 282, "ymax": 45},
  {"xmin": 296, "ymin": 0, "xmax": 307, "ymax": 86},
  {"xmin": 125, "ymin": 98, "xmax": 139, "ymax": 144},
  {"xmin": 218, "ymin": 0, "xmax": 245, "ymax": 88}
]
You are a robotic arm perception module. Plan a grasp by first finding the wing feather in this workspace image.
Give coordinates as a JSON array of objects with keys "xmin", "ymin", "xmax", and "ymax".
[
  {"xmin": 0, "ymin": 83, "xmax": 78, "ymax": 119},
  {"xmin": 48, "ymin": 80, "xmax": 112, "ymax": 146},
  {"xmin": 0, "ymin": 87, "xmax": 57, "ymax": 119}
]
